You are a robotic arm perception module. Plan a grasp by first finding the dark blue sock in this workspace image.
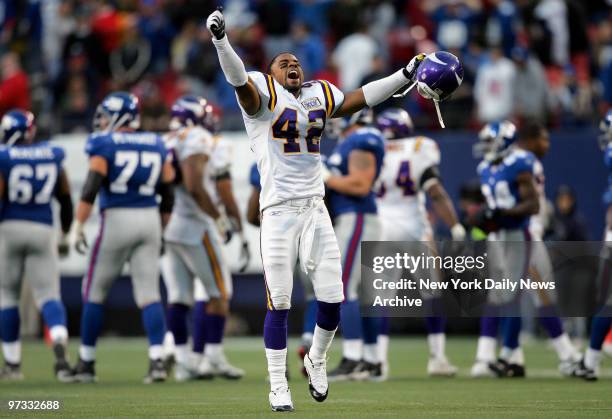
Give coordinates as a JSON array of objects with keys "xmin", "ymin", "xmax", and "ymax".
[
  {"xmin": 0, "ymin": 307, "xmax": 19, "ymax": 342},
  {"xmin": 264, "ymin": 309, "xmax": 288, "ymax": 350},
  {"xmin": 480, "ymin": 316, "xmax": 499, "ymax": 338},
  {"xmin": 316, "ymin": 301, "xmax": 341, "ymax": 331},
  {"xmin": 166, "ymin": 304, "xmax": 189, "ymax": 345},
  {"xmin": 41, "ymin": 300, "xmax": 67, "ymax": 329},
  {"xmin": 538, "ymin": 317, "xmax": 563, "ymax": 339},
  {"xmin": 303, "ymin": 299, "xmax": 317, "ymax": 334},
  {"xmin": 380, "ymin": 316, "xmax": 390, "ymax": 336},
  {"xmin": 192, "ymin": 301, "xmax": 206, "ymax": 353},
  {"xmin": 425, "ymin": 317, "xmax": 446, "ymax": 334},
  {"xmin": 204, "ymin": 313, "xmax": 225, "ymax": 344},
  {"xmin": 362, "ymin": 317, "xmax": 381, "ymax": 344},
  {"xmin": 340, "ymin": 300, "xmax": 362, "ymax": 339},
  {"xmin": 81, "ymin": 302, "xmax": 104, "ymax": 347},
  {"xmin": 589, "ymin": 316, "xmax": 612, "ymax": 350},
  {"xmin": 142, "ymin": 302, "xmax": 166, "ymax": 346},
  {"xmin": 502, "ymin": 317, "xmax": 522, "ymax": 349}
]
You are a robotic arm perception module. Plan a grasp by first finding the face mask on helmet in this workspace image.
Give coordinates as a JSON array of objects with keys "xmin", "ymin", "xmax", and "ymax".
[
  {"xmin": 94, "ymin": 92, "xmax": 140, "ymax": 133},
  {"xmin": 473, "ymin": 121, "xmax": 517, "ymax": 162},
  {"xmin": 1, "ymin": 110, "xmax": 36, "ymax": 146}
]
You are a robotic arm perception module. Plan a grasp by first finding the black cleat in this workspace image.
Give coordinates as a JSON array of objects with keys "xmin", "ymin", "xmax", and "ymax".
[
  {"xmin": 352, "ymin": 361, "xmax": 384, "ymax": 381},
  {"xmin": 573, "ymin": 360, "xmax": 597, "ymax": 382},
  {"xmin": 328, "ymin": 357, "xmax": 359, "ymax": 382},
  {"xmin": 73, "ymin": 358, "xmax": 96, "ymax": 383},
  {"xmin": 143, "ymin": 358, "xmax": 167, "ymax": 384},
  {"xmin": 54, "ymin": 359, "xmax": 74, "ymax": 383},
  {"xmin": 489, "ymin": 358, "xmax": 525, "ymax": 378}
]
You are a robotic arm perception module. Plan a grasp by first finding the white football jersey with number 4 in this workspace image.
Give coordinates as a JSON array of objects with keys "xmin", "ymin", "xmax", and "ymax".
[
  {"xmin": 240, "ymin": 71, "xmax": 344, "ymax": 211},
  {"xmin": 376, "ymin": 137, "xmax": 441, "ymax": 240}
]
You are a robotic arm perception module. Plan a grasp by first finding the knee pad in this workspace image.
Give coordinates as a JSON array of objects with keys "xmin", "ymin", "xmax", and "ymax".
[{"xmin": 269, "ymin": 292, "xmax": 291, "ymax": 310}]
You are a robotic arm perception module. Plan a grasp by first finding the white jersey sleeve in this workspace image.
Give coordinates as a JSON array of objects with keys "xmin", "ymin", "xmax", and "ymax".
[
  {"xmin": 317, "ymin": 79, "xmax": 345, "ymax": 118},
  {"xmin": 411, "ymin": 137, "xmax": 441, "ymax": 190},
  {"xmin": 238, "ymin": 71, "xmax": 275, "ymax": 120},
  {"xmin": 209, "ymin": 138, "xmax": 232, "ymax": 178},
  {"xmin": 174, "ymin": 126, "xmax": 214, "ymax": 161}
]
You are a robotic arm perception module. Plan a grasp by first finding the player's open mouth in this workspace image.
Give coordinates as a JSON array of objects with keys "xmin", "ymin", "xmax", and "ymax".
[{"xmin": 288, "ymin": 70, "xmax": 299, "ymax": 80}]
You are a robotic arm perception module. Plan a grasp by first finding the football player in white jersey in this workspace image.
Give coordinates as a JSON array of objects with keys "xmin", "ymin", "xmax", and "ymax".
[
  {"xmin": 161, "ymin": 95, "xmax": 243, "ymax": 381},
  {"xmin": 206, "ymin": 7, "xmax": 428, "ymax": 411},
  {"xmin": 375, "ymin": 108, "xmax": 463, "ymax": 377}
]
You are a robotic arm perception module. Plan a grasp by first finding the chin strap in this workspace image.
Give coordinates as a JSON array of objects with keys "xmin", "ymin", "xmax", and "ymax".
[
  {"xmin": 433, "ymin": 100, "xmax": 445, "ymax": 129},
  {"xmin": 392, "ymin": 81, "xmax": 417, "ymax": 98}
]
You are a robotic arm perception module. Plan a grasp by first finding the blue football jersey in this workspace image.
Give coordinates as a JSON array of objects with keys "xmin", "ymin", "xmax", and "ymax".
[
  {"xmin": 326, "ymin": 127, "xmax": 385, "ymax": 216},
  {"xmin": 249, "ymin": 162, "xmax": 261, "ymax": 191},
  {"xmin": 604, "ymin": 143, "xmax": 612, "ymax": 205},
  {"xmin": 0, "ymin": 142, "xmax": 65, "ymax": 226},
  {"xmin": 478, "ymin": 148, "xmax": 536, "ymax": 230},
  {"xmin": 85, "ymin": 131, "xmax": 168, "ymax": 210}
]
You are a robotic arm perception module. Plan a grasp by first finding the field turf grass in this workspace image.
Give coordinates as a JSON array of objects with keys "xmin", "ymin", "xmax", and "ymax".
[{"xmin": 1, "ymin": 337, "xmax": 611, "ymax": 418}]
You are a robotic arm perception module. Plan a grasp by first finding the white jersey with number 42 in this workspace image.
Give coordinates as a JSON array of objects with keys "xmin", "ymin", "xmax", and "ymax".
[
  {"xmin": 376, "ymin": 136, "xmax": 441, "ymax": 241},
  {"xmin": 240, "ymin": 71, "xmax": 344, "ymax": 211}
]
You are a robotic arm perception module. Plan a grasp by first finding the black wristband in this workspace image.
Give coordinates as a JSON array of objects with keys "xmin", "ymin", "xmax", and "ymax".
[
  {"xmin": 402, "ymin": 67, "xmax": 411, "ymax": 80},
  {"xmin": 81, "ymin": 170, "xmax": 104, "ymax": 204}
]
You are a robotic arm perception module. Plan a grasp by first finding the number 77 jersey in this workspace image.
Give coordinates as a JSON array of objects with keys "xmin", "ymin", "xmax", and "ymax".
[
  {"xmin": 85, "ymin": 131, "xmax": 168, "ymax": 210},
  {"xmin": 240, "ymin": 71, "xmax": 344, "ymax": 211}
]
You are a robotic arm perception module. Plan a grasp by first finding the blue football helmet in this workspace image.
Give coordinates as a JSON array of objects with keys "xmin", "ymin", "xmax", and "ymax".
[
  {"xmin": 473, "ymin": 121, "xmax": 517, "ymax": 162},
  {"xmin": 376, "ymin": 108, "xmax": 414, "ymax": 140},
  {"xmin": 93, "ymin": 91, "xmax": 140, "ymax": 133},
  {"xmin": 598, "ymin": 109, "xmax": 612, "ymax": 150},
  {"xmin": 169, "ymin": 95, "xmax": 217, "ymax": 132},
  {"xmin": 0, "ymin": 109, "xmax": 35, "ymax": 146}
]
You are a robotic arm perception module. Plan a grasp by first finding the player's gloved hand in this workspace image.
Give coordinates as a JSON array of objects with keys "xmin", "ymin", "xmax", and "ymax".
[
  {"xmin": 70, "ymin": 221, "xmax": 88, "ymax": 255},
  {"xmin": 58, "ymin": 233, "xmax": 70, "ymax": 258},
  {"xmin": 470, "ymin": 207, "xmax": 501, "ymax": 233},
  {"xmin": 450, "ymin": 223, "xmax": 467, "ymax": 241},
  {"xmin": 206, "ymin": 7, "xmax": 225, "ymax": 40},
  {"xmin": 215, "ymin": 213, "xmax": 233, "ymax": 243},
  {"xmin": 321, "ymin": 164, "xmax": 332, "ymax": 183},
  {"xmin": 403, "ymin": 53, "xmax": 426, "ymax": 83},
  {"xmin": 237, "ymin": 233, "xmax": 250, "ymax": 273}
]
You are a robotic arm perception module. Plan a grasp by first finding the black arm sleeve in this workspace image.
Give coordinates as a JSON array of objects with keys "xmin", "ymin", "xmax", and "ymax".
[
  {"xmin": 213, "ymin": 170, "xmax": 231, "ymax": 182},
  {"xmin": 158, "ymin": 181, "xmax": 175, "ymax": 213},
  {"xmin": 55, "ymin": 190, "xmax": 73, "ymax": 233},
  {"xmin": 419, "ymin": 165, "xmax": 441, "ymax": 189},
  {"xmin": 80, "ymin": 170, "xmax": 105, "ymax": 204}
]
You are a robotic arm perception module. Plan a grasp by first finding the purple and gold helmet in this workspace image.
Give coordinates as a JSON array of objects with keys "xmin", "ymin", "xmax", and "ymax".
[
  {"xmin": 170, "ymin": 95, "xmax": 217, "ymax": 132},
  {"xmin": 376, "ymin": 108, "xmax": 414, "ymax": 140},
  {"xmin": 416, "ymin": 51, "xmax": 464, "ymax": 103}
]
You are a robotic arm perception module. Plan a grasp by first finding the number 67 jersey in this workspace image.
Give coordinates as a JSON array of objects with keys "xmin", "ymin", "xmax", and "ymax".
[
  {"xmin": 240, "ymin": 71, "xmax": 344, "ymax": 211},
  {"xmin": 376, "ymin": 136, "xmax": 441, "ymax": 241},
  {"xmin": 85, "ymin": 131, "xmax": 168, "ymax": 210}
]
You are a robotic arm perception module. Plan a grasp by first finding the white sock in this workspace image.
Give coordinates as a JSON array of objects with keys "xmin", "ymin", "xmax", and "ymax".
[
  {"xmin": 79, "ymin": 345, "xmax": 96, "ymax": 362},
  {"xmin": 427, "ymin": 333, "xmax": 445, "ymax": 359},
  {"xmin": 265, "ymin": 347, "xmax": 288, "ymax": 391},
  {"xmin": 301, "ymin": 332, "xmax": 313, "ymax": 347},
  {"xmin": 175, "ymin": 344, "xmax": 190, "ymax": 365},
  {"xmin": 2, "ymin": 341, "xmax": 21, "ymax": 364},
  {"xmin": 309, "ymin": 326, "xmax": 336, "ymax": 362},
  {"xmin": 49, "ymin": 325, "xmax": 68, "ymax": 345},
  {"xmin": 343, "ymin": 339, "xmax": 363, "ymax": 361},
  {"xmin": 363, "ymin": 343, "xmax": 379, "ymax": 364},
  {"xmin": 584, "ymin": 348, "xmax": 602, "ymax": 372},
  {"xmin": 148, "ymin": 344, "xmax": 164, "ymax": 360},
  {"xmin": 499, "ymin": 346, "xmax": 512, "ymax": 361},
  {"xmin": 205, "ymin": 343, "xmax": 223, "ymax": 361},
  {"xmin": 551, "ymin": 333, "xmax": 580, "ymax": 362},
  {"xmin": 508, "ymin": 348, "xmax": 525, "ymax": 365},
  {"xmin": 377, "ymin": 335, "xmax": 389, "ymax": 364},
  {"xmin": 163, "ymin": 331, "xmax": 175, "ymax": 358},
  {"xmin": 475, "ymin": 336, "xmax": 497, "ymax": 362}
]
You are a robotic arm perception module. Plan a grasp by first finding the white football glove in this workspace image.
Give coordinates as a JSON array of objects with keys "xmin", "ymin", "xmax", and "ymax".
[
  {"xmin": 58, "ymin": 232, "xmax": 70, "ymax": 258},
  {"xmin": 70, "ymin": 221, "xmax": 88, "ymax": 255},
  {"xmin": 404, "ymin": 53, "xmax": 426, "ymax": 83},
  {"xmin": 206, "ymin": 7, "xmax": 226, "ymax": 40},
  {"xmin": 321, "ymin": 164, "xmax": 332, "ymax": 183},
  {"xmin": 450, "ymin": 223, "xmax": 467, "ymax": 241},
  {"xmin": 215, "ymin": 214, "xmax": 233, "ymax": 243}
]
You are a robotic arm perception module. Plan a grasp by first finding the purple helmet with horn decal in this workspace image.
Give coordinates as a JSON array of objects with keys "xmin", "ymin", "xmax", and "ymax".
[
  {"xmin": 416, "ymin": 51, "xmax": 464, "ymax": 103},
  {"xmin": 376, "ymin": 108, "xmax": 414, "ymax": 140}
]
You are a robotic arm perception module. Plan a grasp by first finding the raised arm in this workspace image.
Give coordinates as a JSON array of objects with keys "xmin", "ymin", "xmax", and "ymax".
[
  {"xmin": 333, "ymin": 54, "xmax": 426, "ymax": 118},
  {"xmin": 207, "ymin": 9, "xmax": 261, "ymax": 116}
]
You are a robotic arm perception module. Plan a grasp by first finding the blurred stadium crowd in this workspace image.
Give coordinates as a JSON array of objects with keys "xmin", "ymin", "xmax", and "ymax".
[{"xmin": 0, "ymin": 0, "xmax": 611, "ymax": 134}]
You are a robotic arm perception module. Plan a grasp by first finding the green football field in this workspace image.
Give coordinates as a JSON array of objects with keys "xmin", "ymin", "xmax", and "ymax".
[{"xmin": 1, "ymin": 337, "xmax": 611, "ymax": 418}]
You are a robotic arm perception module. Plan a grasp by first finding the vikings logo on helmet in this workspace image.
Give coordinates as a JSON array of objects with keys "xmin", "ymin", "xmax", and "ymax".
[
  {"xmin": 376, "ymin": 108, "xmax": 414, "ymax": 140},
  {"xmin": 474, "ymin": 120, "xmax": 517, "ymax": 162},
  {"xmin": 416, "ymin": 51, "xmax": 464, "ymax": 103},
  {"xmin": 170, "ymin": 95, "xmax": 217, "ymax": 132}
]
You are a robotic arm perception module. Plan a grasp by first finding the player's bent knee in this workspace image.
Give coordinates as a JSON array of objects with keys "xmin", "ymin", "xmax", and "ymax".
[{"xmin": 270, "ymin": 294, "xmax": 291, "ymax": 310}]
